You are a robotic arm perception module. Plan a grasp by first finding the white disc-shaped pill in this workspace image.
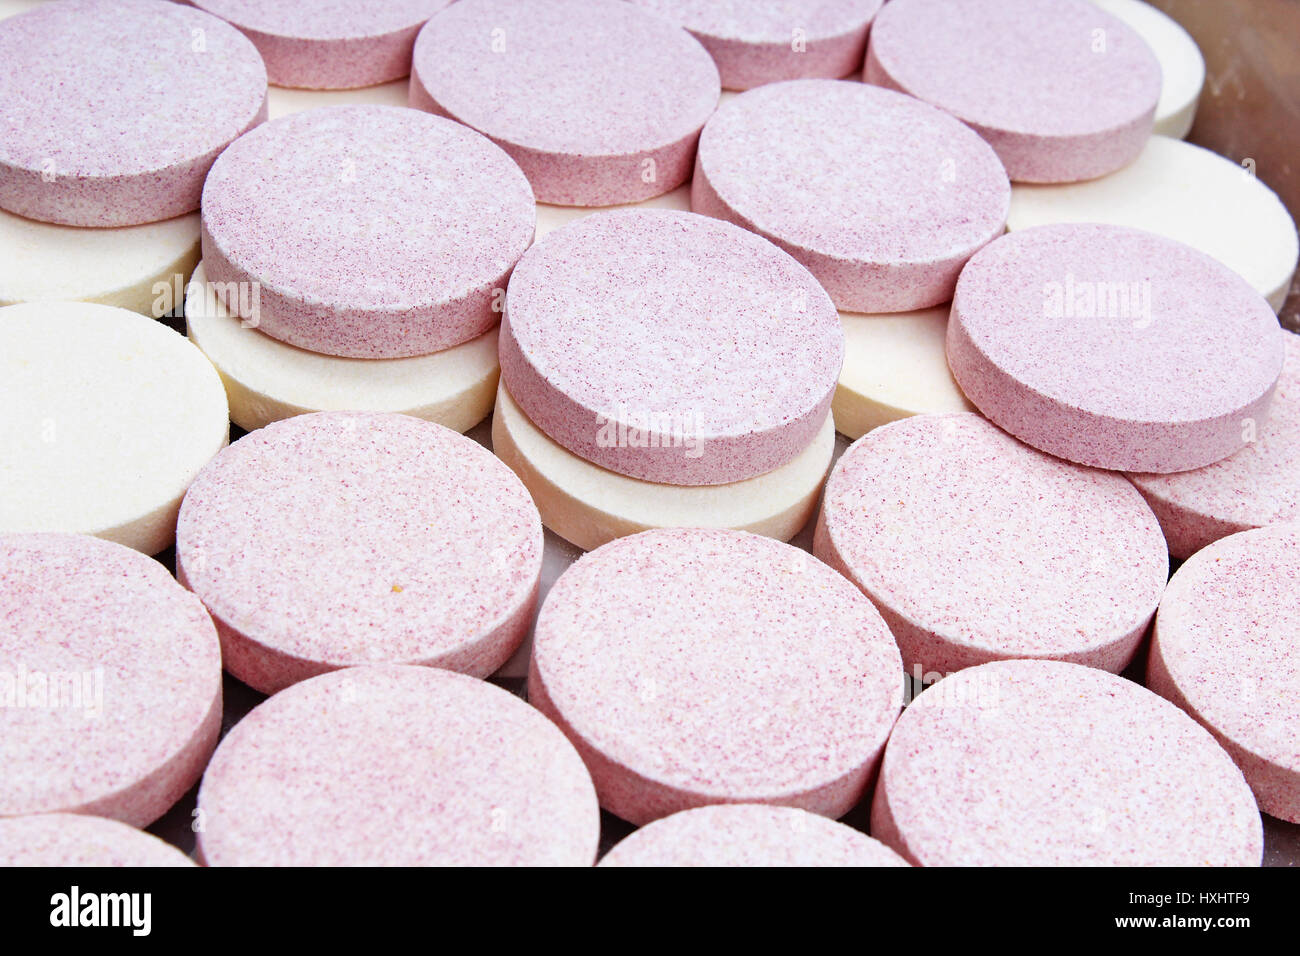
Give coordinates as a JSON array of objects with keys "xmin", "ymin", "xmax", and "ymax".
[{"xmin": 0, "ymin": 814, "xmax": 194, "ymax": 867}]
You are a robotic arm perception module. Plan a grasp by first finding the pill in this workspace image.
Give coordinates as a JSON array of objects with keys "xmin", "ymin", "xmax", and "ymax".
[{"xmin": 0, "ymin": 814, "xmax": 194, "ymax": 867}]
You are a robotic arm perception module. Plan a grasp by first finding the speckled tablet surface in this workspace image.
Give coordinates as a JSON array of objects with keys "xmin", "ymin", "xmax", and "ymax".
[
  {"xmin": 1148, "ymin": 525, "xmax": 1300, "ymax": 823},
  {"xmin": 410, "ymin": 0, "xmax": 719, "ymax": 206},
  {"xmin": 0, "ymin": 533, "xmax": 222, "ymax": 828},
  {"xmin": 0, "ymin": 814, "xmax": 195, "ymax": 867},
  {"xmin": 501, "ymin": 210, "xmax": 842, "ymax": 485},
  {"xmin": 197, "ymin": 665, "xmax": 599, "ymax": 866},
  {"xmin": 193, "ymin": 0, "xmax": 451, "ymax": 89},
  {"xmin": 1009, "ymin": 136, "xmax": 1299, "ymax": 312},
  {"xmin": 201, "ymin": 105, "xmax": 533, "ymax": 359},
  {"xmin": 865, "ymin": 0, "xmax": 1160, "ymax": 183},
  {"xmin": 630, "ymin": 0, "xmax": 883, "ymax": 90},
  {"xmin": 948, "ymin": 224, "xmax": 1285, "ymax": 473},
  {"xmin": 492, "ymin": 383, "xmax": 834, "ymax": 551},
  {"xmin": 1130, "ymin": 332, "xmax": 1300, "ymax": 558},
  {"xmin": 694, "ymin": 79, "xmax": 1009, "ymax": 312},
  {"xmin": 0, "ymin": 0, "xmax": 267, "ymax": 226},
  {"xmin": 185, "ymin": 262, "xmax": 499, "ymax": 433},
  {"xmin": 1092, "ymin": 0, "xmax": 1204, "ymax": 139},
  {"xmin": 873, "ymin": 659, "xmax": 1263, "ymax": 866},
  {"xmin": 266, "ymin": 80, "xmax": 409, "ymax": 120},
  {"xmin": 0, "ymin": 302, "xmax": 229, "ymax": 555},
  {"xmin": 528, "ymin": 528, "xmax": 903, "ymax": 824},
  {"xmin": 598, "ymin": 804, "xmax": 909, "ymax": 867},
  {"xmin": 175, "ymin": 412, "xmax": 542, "ymax": 694}
]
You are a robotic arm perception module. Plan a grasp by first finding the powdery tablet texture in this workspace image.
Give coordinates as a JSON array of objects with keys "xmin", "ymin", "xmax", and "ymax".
[
  {"xmin": 695, "ymin": 80, "xmax": 1008, "ymax": 313},
  {"xmin": 0, "ymin": 0, "xmax": 266, "ymax": 226},
  {"xmin": 1009, "ymin": 136, "xmax": 1300, "ymax": 312},
  {"xmin": 0, "ymin": 302, "xmax": 229, "ymax": 555},
  {"xmin": 198, "ymin": 665, "xmax": 599, "ymax": 866},
  {"xmin": 176, "ymin": 412, "xmax": 542, "ymax": 694},
  {"xmin": 529, "ymin": 528, "xmax": 903, "ymax": 824},
  {"xmin": 501, "ymin": 210, "xmax": 842, "ymax": 485},
  {"xmin": 411, "ymin": 0, "xmax": 719, "ymax": 205},
  {"xmin": 631, "ymin": 0, "xmax": 883, "ymax": 90},
  {"xmin": 1130, "ymin": 332, "xmax": 1300, "ymax": 558},
  {"xmin": 873, "ymin": 659, "xmax": 1262, "ymax": 866},
  {"xmin": 201, "ymin": 105, "xmax": 533, "ymax": 358},
  {"xmin": 866, "ymin": 0, "xmax": 1160, "ymax": 183},
  {"xmin": 599, "ymin": 804, "xmax": 909, "ymax": 867},
  {"xmin": 0, "ymin": 814, "xmax": 194, "ymax": 867},
  {"xmin": 193, "ymin": 0, "xmax": 451, "ymax": 89},
  {"xmin": 0, "ymin": 534, "xmax": 222, "ymax": 827},
  {"xmin": 1148, "ymin": 525, "xmax": 1300, "ymax": 822},
  {"xmin": 185, "ymin": 262, "xmax": 499, "ymax": 433},
  {"xmin": 949, "ymin": 224, "xmax": 1285, "ymax": 473}
]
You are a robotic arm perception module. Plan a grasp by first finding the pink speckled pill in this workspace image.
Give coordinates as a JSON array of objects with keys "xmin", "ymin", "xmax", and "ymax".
[
  {"xmin": 197, "ymin": 665, "xmax": 599, "ymax": 866},
  {"xmin": 948, "ymin": 223, "xmax": 1285, "ymax": 473},
  {"xmin": 815, "ymin": 413, "xmax": 1167, "ymax": 676},
  {"xmin": 873, "ymin": 659, "xmax": 1263, "ymax": 866},
  {"xmin": 865, "ymin": 0, "xmax": 1160, "ymax": 183},
  {"xmin": 0, "ymin": 814, "xmax": 194, "ymax": 867},
  {"xmin": 192, "ymin": 0, "xmax": 451, "ymax": 89},
  {"xmin": 1129, "ymin": 331, "xmax": 1300, "ymax": 559},
  {"xmin": 0, "ymin": 0, "xmax": 267, "ymax": 227},
  {"xmin": 410, "ymin": 0, "xmax": 719, "ymax": 206},
  {"xmin": 1148, "ymin": 525, "xmax": 1300, "ymax": 823},
  {"xmin": 693, "ymin": 79, "xmax": 1009, "ymax": 312},
  {"xmin": 528, "ymin": 528, "xmax": 903, "ymax": 825},
  {"xmin": 175, "ymin": 412, "xmax": 543, "ymax": 695},
  {"xmin": 598, "ymin": 804, "xmax": 909, "ymax": 867},
  {"xmin": 630, "ymin": 0, "xmax": 883, "ymax": 91},
  {"xmin": 501, "ymin": 210, "xmax": 842, "ymax": 485},
  {"xmin": 0, "ymin": 533, "xmax": 222, "ymax": 828},
  {"xmin": 201, "ymin": 105, "xmax": 534, "ymax": 359}
]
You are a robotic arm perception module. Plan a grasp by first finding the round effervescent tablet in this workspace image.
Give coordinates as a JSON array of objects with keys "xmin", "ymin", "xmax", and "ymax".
[
  {"xmin": 0, "ymin": 0, "xmax": 267, "ymax": 227},
  {"xmin": 1130, "ymin": 332, "xmax": 1300, "ymax": 559},
  {"xmin": 1148, "ymin": 525, "xmax": 1300, "ymax": 822},
  {"xmin": 201, "ymin": 105, "xmax": 533, "ymax": 359},
  {"xmin": 528, "ymin": 528, "xmax": 903, "ymax": 824},
  {"xmin": 630, "ymin": 0, "xmax": 883, "ymax": 91},
  {"xmin": 598, "ymin": 804, "xmax": 908, "ymax": 867},
  {"xmin": 694, "ymin": 80, "xmax": 1008, "ymax": 313},
  {"xmin": 0, "ymin": 814, "xmax": 194, "ymax": 867},
  {"xmin": 0, "ymin": 302, "xmax": 229, "ymax": 554},
  {"xmin": 872, "ymin": 659, "xmax": 1263, "ymax": 866},
  {"xmin": 410, "ymin": 0, "xmax": 719, "ymax": 206},
  {"xmin": 1008, "ymin": 136, "xmax": 1299, "ymax": 313},
  {"xmin": 193, "ymin": 0, "xmax": 451, "ymax": 89},
  {"xmin": 197, "ymin": 665, "xmax": 599, "ymax": 866},
  {"xmin": 266, "ymin": 80, "xmax": 409, "ymax": 120},
  {"xmin": 176, "ymin": 412, "xmax": 542, "ymax": 694},
  {"xmin": 501, "ymin": 209, "xmax": 842, "ymax": 486},
  {"xmin": 865, "ymin": 0, "xmax": 1161, "ymax": 183},
  {"xmin": 0, "ymin": 533, "xmax": 223, "ymax": 827},
  {"xmin": 948, "ymin": 223, "xmax": 1286, "ymax": 473},
  {"xmin": 185, "ymin": 262, "xmax": 499, "ymax": 434},
  {"xmin": 1092, "ymin": 0, "xmax": 1204, "ymax": 139},
  {"xmin": 492, "ymin": 383, "xmax": 834, "ymax": 552}
]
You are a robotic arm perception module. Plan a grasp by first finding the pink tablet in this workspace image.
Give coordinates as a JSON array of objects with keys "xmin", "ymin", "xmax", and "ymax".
[
  {"xmin": 0, "ymin": 814, "xmax": 194, "ymax": 867},
  {"xmin": 201, "ymin": 105, "xmax": 534, "ymax": 358},
  {"xmin": 500, "ymin": 210, "xmax": 842, "ymax": 485},
  {"xmin": 197, "ymin": 666, "xmax": 599, "ymax": 866},
  {"xmin": 0, "ymin": 0, "xmax": 266, "ymax": 226},
  {"xmin": 694, "ymin": 79, "xmax": 1009, "ymax": 312},
  {"xmin": 410, "ymin": 0, "xmax": 719, "ymax": 206},
  {"xmin": 529, "ymin": 528, "xmax": 903, "ymax": 824},
  {"xmin": 176, "ymin": 412, "xmax": 543, "ymax": 694},
  {"xmin": 0, "ymin": 533, "xmax": 222, "ymax": 827},
  {"xmin": 949, "ymin": 224, "xmax": 1285, "ymax": 472},
  {"xmin": 866, "ymin": 0, "xmax": 1160, "ymax": 182}
]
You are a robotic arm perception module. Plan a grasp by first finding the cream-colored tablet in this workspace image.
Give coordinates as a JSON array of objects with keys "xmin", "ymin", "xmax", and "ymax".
[
  {"xmin": 184, "ymin": 262, "xmax": 498, "ymax": 433},
  {"xmin": 491, "ymin": 383, "xmax": 833, "ymax": 551},
  {"xmin": 0, "ymin": 302, "xmax": 229, "ymax": 554},
  {"xmin": 266, "ymin": 80, "xmax": 409, "ymax": 120},
  {"xmin": 1008, "ymin": 136, "xmax": 1299, "ymax": 312},
  {"xmin": 834, "ymin": 307, "xmax": 973, "ymax": 440}
]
